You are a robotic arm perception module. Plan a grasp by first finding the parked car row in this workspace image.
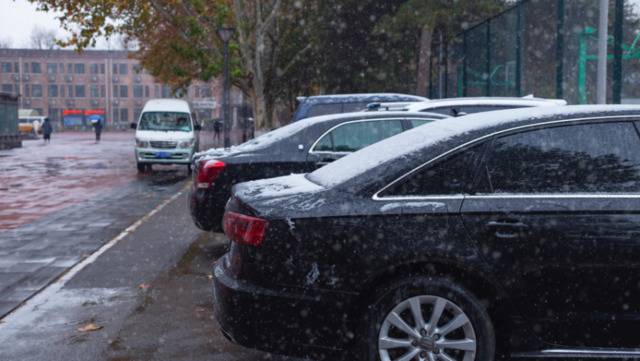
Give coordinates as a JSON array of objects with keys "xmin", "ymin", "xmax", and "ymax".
[{"xmin": 207, "ymin": 103, "xmax": 640, "ymax": 361}]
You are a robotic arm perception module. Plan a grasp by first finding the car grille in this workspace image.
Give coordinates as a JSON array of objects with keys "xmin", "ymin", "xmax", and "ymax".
[{"xmin": 150, "ymin": 141, "xmax": 177, "ymax": 149}]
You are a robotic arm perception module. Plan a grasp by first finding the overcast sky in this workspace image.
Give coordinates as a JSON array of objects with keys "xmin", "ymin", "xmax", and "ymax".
[{"xmin": 1, "ymin": 0, "xmax": 640, "ymax": 49}]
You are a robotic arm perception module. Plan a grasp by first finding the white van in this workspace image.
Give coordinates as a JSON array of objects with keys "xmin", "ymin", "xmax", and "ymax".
[{"xmin": 132, "ymin": 99, "xmax": 201, "ymax": 173}]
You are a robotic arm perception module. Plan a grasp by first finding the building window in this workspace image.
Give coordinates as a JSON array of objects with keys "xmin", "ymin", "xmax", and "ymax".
[
  {"xmin": 60, "ymin": 85, "xmax": 65, "ymax": 97},
  {"xmin": 119, "ymin": 85, "xmax": 128, "ymax": 98},
  {"xmin": 67, "ymin": 85, "xmax": 73, "ymax": 97},
  {"xmin": 100, "ymin": 64, "xmax": 105, "ymax": 74},
  {"xmin": 120, "ymin": 108, "xmax": 129, "ymax": 123},
  {"xmin": 47, "ymin": 63, "xmax": 57, "ymax": 74},
  {"xmin": 74, "ymin": 63, "xmax": 85, "ymax": 74},
  {"xmin": 90, "ymin": 63, "xmax": 99, "ymax": 74},
  {"xmin": 133, "ymin": 64, "xmax": 143, "ymax": 74},
  {"xmin": 48, "ymin": 108, "xmax": 61, "ymax": 122},
  {"xmin": 144, "ymin": 86, "xmax": 150, "ymax": 98},
  {"xmin": 48, "ymin": 84, "xmax": 58, "ymax": 97},
  {"xmin": 119, "ymin": 63, "xmax": 128, "ymax": 75},
  {"xmin": 154, "ymin": 85, "xmax": 159, "ymax": 97},
  {"xmin": 59, "ymin": 63, "xmax": 64, "ymax": 74},
  {"xmin": 75, "ymin": 85, "xmax": 86, "ymax": 98},
  {"xmin": 23, "ymin": 63, "xmax": 30, "ymax": 73},
  {"xmin": 67, "ymin": 63, "xmax": 73, "ymax": 74},
  {"xmin": 23, "ymin": 84, "xmax": 30, "ymax": 97},
  {"xmin": 112, "ymin": 107, "xmax": 120, "ymax": 122},
  {"xmin": 2, "ymin": 84, "xmax": 12, "ymax": 93},
  {"xmin": 202, "ymin": 86, "xmax": 213, "ymax": 98},
  {"xmin": 133, "ymin": 85, "xmax": 143, "ymax": 98},
  {"xmin": 31, "ymin": 63, "xmax": 42, "ymax": 74},
  {"xmin": 161, "ymin": 85, "xmax": 171, "ymax": 98},
  {"xmin": 134, "ymin": 108, "xmax": 142, "ymax": 121},
  {"xmin": 31, "ymin": 84, "xmax": 43, "ymax": 97},
  {"xmin": 90, "ymin": 85, "xmax": 99, "ymax": 98},
  {"xmin": 101, "ymin": 85, "xmax": 106, "ymax": 97},
  {"xmin": 1, "ymin": 62, "xmax": 13, "ymax": 73}
]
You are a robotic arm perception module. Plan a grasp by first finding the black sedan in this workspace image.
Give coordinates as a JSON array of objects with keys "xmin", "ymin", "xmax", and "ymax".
[
  {"xmin": 189, "ymin": 111, "xmax": 448, "ymax": 232},
  {"xmin": 213, "ymin": 105, "xmax": 640, "ymax": 360}
]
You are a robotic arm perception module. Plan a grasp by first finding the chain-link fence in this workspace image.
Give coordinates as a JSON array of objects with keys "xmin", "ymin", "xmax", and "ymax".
[
  {"xmin": 0, "ymin": 92, "xmax": 20, "ymax": 149},
  {"xmin": 429, "ymin": 0, "xmax": 640, "ymax": 104}
]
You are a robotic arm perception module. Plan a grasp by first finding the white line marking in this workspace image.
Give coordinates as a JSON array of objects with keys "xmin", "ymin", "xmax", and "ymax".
[{"xmin": 0, "ymin": 183, "xmax": 189, "ymax": 325}]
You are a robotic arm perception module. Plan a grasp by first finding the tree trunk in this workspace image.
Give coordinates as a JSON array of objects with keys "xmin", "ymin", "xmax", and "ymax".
[
  {"xmin": 416, "ymin": 26, "xmax": 433, "ymax": 97},
  {"xmin": 250, "ymin": 84, "xmax": 270, "ymax": 130}
]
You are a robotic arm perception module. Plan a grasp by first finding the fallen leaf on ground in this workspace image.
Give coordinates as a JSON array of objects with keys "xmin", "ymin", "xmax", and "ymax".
[{"xmin": 77, "ymin": 322, "xmax": 103, "ymax": 332}]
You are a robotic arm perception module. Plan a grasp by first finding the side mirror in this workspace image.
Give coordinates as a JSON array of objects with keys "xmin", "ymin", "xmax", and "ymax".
[
  {"xmin": 194, "ymin": 124, "xmax": 202, "ymax": 131},
  {"xmin": 130, "ymin": 122, "xmax": 137, "ymax": 129}
]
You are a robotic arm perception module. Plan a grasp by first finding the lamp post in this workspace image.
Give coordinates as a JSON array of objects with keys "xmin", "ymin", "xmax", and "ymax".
[{"xmin": 217, "ymin": 26, "xmax": 235, "ymax": 148}]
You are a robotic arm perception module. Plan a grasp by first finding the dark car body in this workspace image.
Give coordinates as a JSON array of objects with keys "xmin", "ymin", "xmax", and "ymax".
[
  {"xmin": 213, "ymin": 105, "xmax": 640, "ymax": 359},
  {"xmin": 292, "ymin": 93, "xmax": 428, "ymax": 122},
  {"xmin": 189, "ymin": 111, "xmax": 447, "ymax": 232}
]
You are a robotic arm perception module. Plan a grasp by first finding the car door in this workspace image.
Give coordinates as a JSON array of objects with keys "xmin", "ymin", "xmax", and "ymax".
[
  {"xmin": 306, "ymin": 118, "xmax": 406, "ymax": 168},
  {"xmin": 460, "ymin": 120, "xmax": 640, "ymax": 348}
]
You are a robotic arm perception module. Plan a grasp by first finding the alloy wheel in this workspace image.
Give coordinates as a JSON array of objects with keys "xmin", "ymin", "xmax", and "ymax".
[{"xmin": 378, "ymin": 295, "xmax": 477, "ymax": 361}]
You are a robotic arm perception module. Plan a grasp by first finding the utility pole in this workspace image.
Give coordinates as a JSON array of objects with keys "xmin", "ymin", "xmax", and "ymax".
[
  {"xmin": 217, "ymin": 27, "xmax": 235, "ymax": 148},
  {"xmin": 596, "ymin": 0, "xmax": 608, "ymax": 104}
]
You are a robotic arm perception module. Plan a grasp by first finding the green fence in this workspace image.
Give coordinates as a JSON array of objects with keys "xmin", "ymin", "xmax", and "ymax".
[
  {"xmin": 0, "ymin": 93, "xmax": 18, "ymax": 135},
  {"xmin": 429, "ymin": 0, "xmax": 640, "ymax": 104}
]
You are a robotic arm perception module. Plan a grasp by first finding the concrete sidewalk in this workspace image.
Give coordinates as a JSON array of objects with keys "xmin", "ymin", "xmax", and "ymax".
[{"xmin": 0, "ymin": 186, "xmax": 299, "ymax": 361}]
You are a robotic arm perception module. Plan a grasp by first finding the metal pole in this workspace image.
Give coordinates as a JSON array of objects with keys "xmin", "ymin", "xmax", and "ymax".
[
  {"xmin": 596, "ymin": 0, "xmax": 609, "ymax": 104},
  {"xmin": 223, "ymin": 40, "xmax": 231, "ymax": 148},
  {"xmin": 613, "ymin": 0, "xmax": 624, "ymax": 104},
  {"xmin": 515, "ymin": 2, "xmax": 523, "ymax": 97},
  {"xmin": 556, "ymin": 0, "xmax": 565, "ymax": 100}
]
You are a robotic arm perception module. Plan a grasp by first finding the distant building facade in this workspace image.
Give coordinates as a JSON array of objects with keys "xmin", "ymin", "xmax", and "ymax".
[{"xmin": 0, "ymin": 49, "xmax": 244, "ymax": 129}]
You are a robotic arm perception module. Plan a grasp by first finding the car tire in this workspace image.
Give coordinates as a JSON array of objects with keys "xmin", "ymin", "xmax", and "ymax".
[
  {"xmin": 137, "ymin": 162, "xmax": 146, "ymax": 173},
  {"xmin": 187, "ymin": 164, "xmax": 192, "ymax": 174},
  {"xmin": 359, "ymin": 276, "xmax": 495, "ymax": 361}
]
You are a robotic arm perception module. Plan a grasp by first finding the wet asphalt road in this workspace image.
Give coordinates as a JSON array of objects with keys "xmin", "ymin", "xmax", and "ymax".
[{"xmin": 0, "ymin": 131, "xmax": 302, "ymax": 361}]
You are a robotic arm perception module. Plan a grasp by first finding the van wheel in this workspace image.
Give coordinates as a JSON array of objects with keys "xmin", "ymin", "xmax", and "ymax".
[
  {"xmin": 137, "ymin": 163, "xmax": 146, "ymax": 173},
  {"xmin": 360, "ymin": 277, "xmax": 495, "ymax": 361},
  {"xmin": 187, "ymin": 164, "xmax": 192, "ymax": 174}
]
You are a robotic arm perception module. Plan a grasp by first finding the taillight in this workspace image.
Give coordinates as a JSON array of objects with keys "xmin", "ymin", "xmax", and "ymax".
[
  {"xmin": 223, "ymin": 211, "xmax": 269, "ymax": 247},
  {"xmin": 196, "ymin": 159, "xmax": 225, "ymax": 188}
]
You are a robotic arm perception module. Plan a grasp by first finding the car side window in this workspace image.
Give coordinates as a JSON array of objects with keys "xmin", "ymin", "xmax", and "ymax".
[
  {"xmin": 420, "ymin": 106, "xmax": 452, "ymax": 115},
  {"xmin": 306, "ymin": 103, "xmax": 343, "ymax": 118},
  {"xmin": 478, "ymin": 121, "xmax": 640, "ymax": 194},
  {"xmin": 408, "ymin": 118, "xmax": 435, "ymax": 128},
  {"xmin": 379, "ymin": 144, "xmax": 485, "ymax": 197},
  {"xmin": 312, "ymin": 119, "xmax": 404, "ymax": 153}
]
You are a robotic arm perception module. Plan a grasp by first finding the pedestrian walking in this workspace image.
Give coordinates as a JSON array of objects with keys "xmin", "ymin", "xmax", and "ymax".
[
  {"xmin": 213, "ymin": 119, "xmax": 222, "ymax": 145},
  {"xmin": 42, "ymin": 117, "xmax": 53, "ymax": 144},
  {"xmin": 92, "ymin": 117, "xmax": 103, "ymax": 143}
]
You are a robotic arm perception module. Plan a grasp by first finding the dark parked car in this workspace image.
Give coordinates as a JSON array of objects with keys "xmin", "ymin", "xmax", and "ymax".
[
  {"xmin": 214, "ymin": 105, "xmax": 640, "ymax": 360},
  {"xmin": 292, "ymin": 93, "xmax": 428, "ymax": 122},
  {"xmin": 189, "ymin": 111, "xmax": 447, "ymax": 232}
]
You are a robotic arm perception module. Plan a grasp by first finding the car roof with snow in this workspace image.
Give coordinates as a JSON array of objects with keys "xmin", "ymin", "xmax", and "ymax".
[
  {"xmin": 297, "ymin": 93, "xmax": 428, "ymax": 104},
  {"xmin": 404, "ymin": 96, "xmax": 567, "ymax": 112},
  {"xmin": 308, "ymin": 105, "xmax": 640, "ymax": 190},
  {"xmin": 196, "ymin": 110, "xmax": 448, "ymax": 160}
]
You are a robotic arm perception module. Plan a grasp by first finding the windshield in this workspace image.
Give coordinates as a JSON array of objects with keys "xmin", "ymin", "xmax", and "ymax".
[{"xmin": 138, "ymin": 112, "xmax": 192, "ymax": 132}]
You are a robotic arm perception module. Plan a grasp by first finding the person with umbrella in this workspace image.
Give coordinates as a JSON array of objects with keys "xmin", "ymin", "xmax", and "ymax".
[{"xmin": 89, "ymin": 115, "xmax": 103, "ymax": 143}]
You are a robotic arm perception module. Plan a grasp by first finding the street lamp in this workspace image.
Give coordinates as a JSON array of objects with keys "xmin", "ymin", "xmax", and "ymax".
[{"xmin": 217, "ymin": 26, "xmax": 235, "ymax": 148}]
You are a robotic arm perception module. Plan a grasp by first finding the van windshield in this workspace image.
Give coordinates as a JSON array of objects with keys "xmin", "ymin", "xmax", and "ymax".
[{"xmin": 138, "ymin": 112, "xmax": 192, "ymax": 132}]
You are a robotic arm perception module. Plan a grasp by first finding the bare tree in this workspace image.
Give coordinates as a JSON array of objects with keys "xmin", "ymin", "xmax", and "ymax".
[{"xmin": 29, "ymin": 26, "xmax": 58, "ymax": 50}]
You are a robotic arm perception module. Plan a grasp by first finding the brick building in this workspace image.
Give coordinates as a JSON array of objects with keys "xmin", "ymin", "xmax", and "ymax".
[{"xmin": 0, "ymin": 48, "xmax": 245, "ymax": 130}]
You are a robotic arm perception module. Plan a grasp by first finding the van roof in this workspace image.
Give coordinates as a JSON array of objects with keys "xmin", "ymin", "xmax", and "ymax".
[{"xmin": 142, "ymin": 99, "xmax": 191, "ymax": 113}]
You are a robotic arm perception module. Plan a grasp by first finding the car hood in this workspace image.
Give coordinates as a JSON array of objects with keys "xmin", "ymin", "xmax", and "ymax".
[{"xmin": 136, "ymin": 130, "xmax": 194, "ymax": 142}]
